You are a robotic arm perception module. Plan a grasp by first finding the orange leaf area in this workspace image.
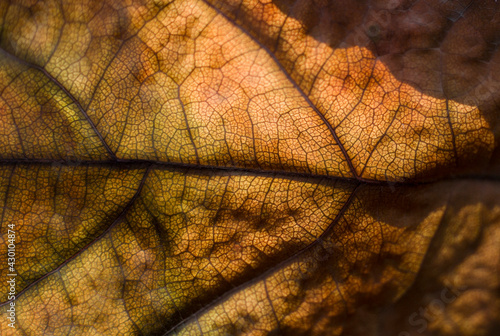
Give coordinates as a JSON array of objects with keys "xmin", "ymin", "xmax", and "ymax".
[{"xmin": 0, "ymin": 0, "xmax": 498, "ymax": 335}]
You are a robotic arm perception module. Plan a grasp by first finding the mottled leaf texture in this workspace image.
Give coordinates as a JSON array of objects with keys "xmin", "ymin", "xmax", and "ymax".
[{"xmin": 0, "ymin": 0, "xmax": 499, "ymax": 335}]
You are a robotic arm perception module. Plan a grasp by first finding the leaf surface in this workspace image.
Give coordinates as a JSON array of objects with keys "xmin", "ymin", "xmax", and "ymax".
[{"xmin": 0, "ymin": 0, "xmax": 499, "ymax": 335}]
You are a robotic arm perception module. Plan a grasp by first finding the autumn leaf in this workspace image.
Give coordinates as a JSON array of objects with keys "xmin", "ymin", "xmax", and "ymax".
[{"xmin": 0, "ymin": 0, "xmax": 499, "ymax": 335}]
